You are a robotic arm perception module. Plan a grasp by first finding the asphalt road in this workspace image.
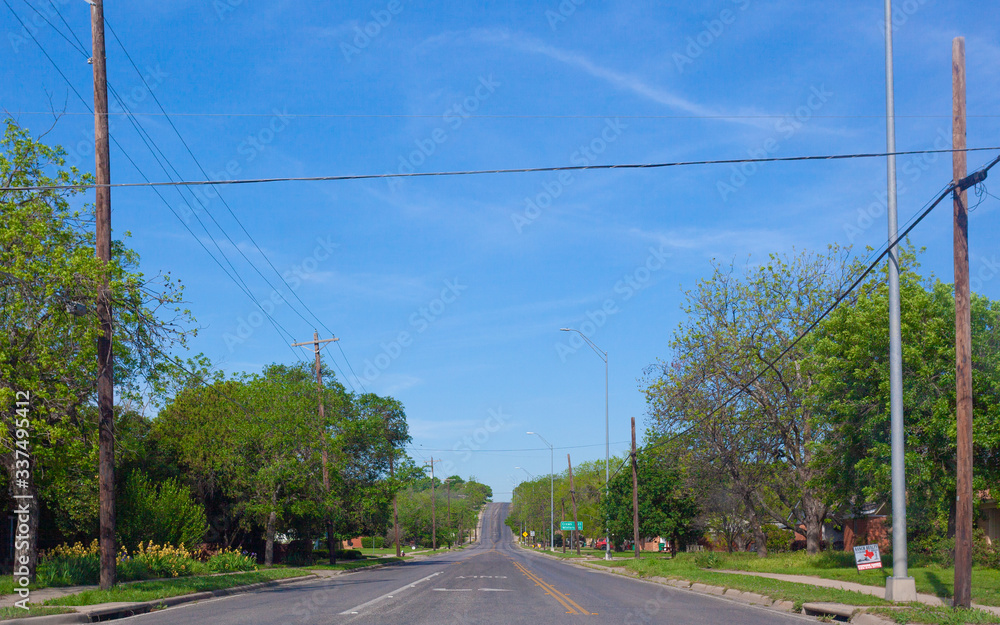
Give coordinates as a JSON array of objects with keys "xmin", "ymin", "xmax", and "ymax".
[{"xmin": 123, "ymin": 503, "xmax": 815, "ymax": 624}]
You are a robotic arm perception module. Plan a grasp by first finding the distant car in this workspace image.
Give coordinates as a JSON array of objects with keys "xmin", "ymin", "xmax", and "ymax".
[{"xmin": 594, "ymin": 539, "xmax": 607, "ymax": 550}]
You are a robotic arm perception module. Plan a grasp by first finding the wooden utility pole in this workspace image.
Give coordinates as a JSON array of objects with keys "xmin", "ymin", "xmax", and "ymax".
[
  {"xmin": 291, "ymin": 332, "xmax": 339, "ymax": 564},
  {"xmin": 446, "ymin": 479, "xmax": 453, "ymax": 548},
  {"xmin": 561, "ymin": 498, "xmax": 566, "ymax": 553},
  {"xmin": 631, "ymin": 417, "xmax": 640, "ymax": 559},
  {"xmin": 91, "ymin": 0, "xmax": 115, "ymax": 592},
  {"xmin": 952, "ymin": 36, "xmax": 973, "ymax": 610},
  {"xmin": 567, "ymin": 455, "xmax": 580, "ymax": 556},
  {"xmin": 426, "ymin": 458, "xmax": 439, "ymax": 550}
]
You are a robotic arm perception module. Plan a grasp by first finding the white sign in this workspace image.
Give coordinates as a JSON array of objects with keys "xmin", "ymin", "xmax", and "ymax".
[
  {"xmin": 530, "ymin": 530, "xmax": 535, "ymax": 537},
  {"xmin": 853, "ymin": 544, "xmax": 882, "ymax": 570}
]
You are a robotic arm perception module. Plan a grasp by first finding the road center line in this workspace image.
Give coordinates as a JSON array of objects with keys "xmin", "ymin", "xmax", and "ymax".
[{"xmin": 338, "ymin": 571, "xmax": 442, "ymax": 615}]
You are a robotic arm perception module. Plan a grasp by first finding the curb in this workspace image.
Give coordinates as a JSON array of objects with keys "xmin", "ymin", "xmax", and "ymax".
[
  {"xmin": 6, "ymin": 574, "xmax": 318, "ymax": 625},
  {"xmin": 535, "ymin": 552, "xmax": 883, "ymax": 623}
]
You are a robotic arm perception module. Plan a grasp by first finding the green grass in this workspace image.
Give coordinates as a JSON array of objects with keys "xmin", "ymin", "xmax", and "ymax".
[
  {"xmin": 699, "ymin": 551, "xmax": 1000, "ymax": 606},
  {"xmin": 44, "ymin": 569, "xmax": 310, "ymax": 607},
  {"xmin": 869, "ymin": 605, "xmax": 1000, "ymax": 624},
  {"xmin": 593, "ymin": 553, "xmax": 892, "ymax": 611},
  {"xmin": 0, "ymin": 605, "xmax": 77, "ymax": 621}
]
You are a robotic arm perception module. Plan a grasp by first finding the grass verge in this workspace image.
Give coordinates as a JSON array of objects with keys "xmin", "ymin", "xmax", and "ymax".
[
  {"xmin": 0, "ymin": 606, "xmax": 76, "ymax": 621},
  {"xmin": 44, "ymin": 568, "xmax": 309, "ymax": 607},
  {"xmin": 593, "ymin": 553, "xmax": 892, "ymax": 611},
  {"xmin": 869, "ymin": 605, "xmax": 1000, "ymax": 624},
  {"xmin": 697, "ymin": 551, "xmax": 1000, "ymax": 606}
]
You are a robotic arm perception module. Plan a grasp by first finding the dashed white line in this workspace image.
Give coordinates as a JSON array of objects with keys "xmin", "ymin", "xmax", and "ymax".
[{"xmin": 338, "ymin": 571, "xmax": 442, "ymax": 615}]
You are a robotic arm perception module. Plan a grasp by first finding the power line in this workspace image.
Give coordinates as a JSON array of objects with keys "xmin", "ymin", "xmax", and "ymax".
[
  {"xmin": 2, "ymin": 0, "xmax": 305, "ymax": 364},
  {"xmin": 9, "ymin": 111, "xmax": 1000, "ymax": 120},
  {"xmin": 98, "ymin": 14, "xmax": 364, "ymax": 391},
  {"xmin": 5, "ymin": 146, "xmax": 997, "ymax": 192},
  {"xmin": 614, "ymin": 153, "xmax": 1000, "ymax": 483}
]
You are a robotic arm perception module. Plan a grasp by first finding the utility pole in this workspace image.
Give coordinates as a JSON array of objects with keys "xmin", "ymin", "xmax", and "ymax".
[
  {"xmin": 426, "ymin": 458, "xmax": 440, "ymax": 550},
  {"xmin": 567, "ymin": 455, "xmax": 580, "ymax": 556},
  {"xmin": 883, "ymin": 0, "xmax": 916, "ymax": 602},
  {"xmin": 631, "ymin": 417, "xmax": 640, "ymax": 559},
  {"xmin": 561, "ymin": 499, "xmax": 566, "ymax": 553},
  {"xmin": 91, "ymin": 0, "xmax": 115, "ymax": 592},
  {"xmin": 446, "ymin": 479, "xmax": 452, "ymax": 548},
  {"xmin": 291, "ymin": 332, "xmax": 339, "ymax": 565},
  {"xmin": 952, "ymin": 36, "xmax": 973, "ymax": 610}
]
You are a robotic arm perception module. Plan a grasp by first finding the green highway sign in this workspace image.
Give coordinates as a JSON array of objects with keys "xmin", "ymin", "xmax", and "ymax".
[{"xmin": 560, "ymin": 521, "xmax": 583, "ymax": 531}]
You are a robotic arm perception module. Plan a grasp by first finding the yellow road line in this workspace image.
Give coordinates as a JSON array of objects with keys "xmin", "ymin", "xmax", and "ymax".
[{"xmin": 511, "ymin": 560, "xmax": 593, "ymax": 616}]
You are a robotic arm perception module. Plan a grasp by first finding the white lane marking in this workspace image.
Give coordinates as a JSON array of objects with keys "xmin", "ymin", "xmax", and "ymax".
[
  {"xmin": 432, "ymin": 588, "xmax": 473, "ymax": 592},
  {"xmin": 479, "ymin": 588, "xmax": 512, "ymax": 592},
  {"xmin": 338, "ymin": 571, "xmax": 442, "ymax": 615}
]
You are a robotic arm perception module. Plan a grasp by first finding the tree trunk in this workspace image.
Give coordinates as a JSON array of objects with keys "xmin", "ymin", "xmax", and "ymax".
[
  {"xmin": 7, "ymin": 459, "xmax": 39, "ymax": 585},
  {"xmin": 752, "ymin": 523, "xmax": 768, "ymax": 557},
  {"xmin": 264, "ymin": 510, "xmax": 277, "ymax": 565},
  {"xmin": 803, "ymin": 495, "xmax": 828, "ymax": 555}
]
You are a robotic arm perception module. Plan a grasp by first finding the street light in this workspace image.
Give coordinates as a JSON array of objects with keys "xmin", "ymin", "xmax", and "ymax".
[
  {"xmin": 527, "ymin": 431, "xmax": 554, "ymax": 552},
  {"xmin": 560, "ymin": 328, "xmax": 611, "ymax": 560}
]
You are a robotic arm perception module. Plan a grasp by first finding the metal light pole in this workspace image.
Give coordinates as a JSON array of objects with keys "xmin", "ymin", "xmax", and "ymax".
[
  {"xmin": 560, "ymin": 328, "xmax": 611, "ymax": 560},
  {"xmin": 883, "ymin": 0, "xmax": 916, "ymax": 602},
  {"xmin": 528, "ymin": 432, "xmax": 555, "ymax": 552}
]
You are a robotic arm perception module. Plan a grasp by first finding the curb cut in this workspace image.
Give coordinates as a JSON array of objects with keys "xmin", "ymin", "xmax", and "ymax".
[{"xmin": 7, "ymin": 574, "xmax": 318, "ymax": 625}]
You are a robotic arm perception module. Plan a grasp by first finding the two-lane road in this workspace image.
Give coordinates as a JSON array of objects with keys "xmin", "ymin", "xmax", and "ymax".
[{"xmin": 123, "ymin": 503, "xmax": 813, "ymax": 624}]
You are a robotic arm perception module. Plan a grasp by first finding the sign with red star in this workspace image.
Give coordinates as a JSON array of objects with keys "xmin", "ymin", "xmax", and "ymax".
[{"xmin": 853, "ymin": 543, "xmax": 883, "ymax": 570}]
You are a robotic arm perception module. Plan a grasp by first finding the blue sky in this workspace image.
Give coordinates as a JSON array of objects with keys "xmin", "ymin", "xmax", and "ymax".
[{"xmin": 3, "ymin": 0, "xmax": 999, "ymax": 501}]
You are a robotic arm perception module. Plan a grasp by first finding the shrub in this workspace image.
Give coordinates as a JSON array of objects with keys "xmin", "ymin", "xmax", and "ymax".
[
  {"xmin": 337, "ymin": 549, "xmax": 363, "ymax": 560},
  {"xmin": 360, "ymin": 536, "xmax": 385, "ymax": 549},
  {"xmin": 694, "ymin": 551, "xmax": 721, "ymax": 568},
  {"xmin": 762, "ymin": 525, "xmax": 794, "ymax": 553},
  {"xmin": 118, "ymin": 541, "xmax": 204, "ymax": 579},
  {"xmin": 207, "ymin": 548, "xmax": 258, "ymax": 572},
  {"xmin": 118, "ymin": 472, "xmax": 207, "ymax": 550},
  {"xmin": 38, "ymin": 540, "xmax": 205, "ymax": 585},
  {"xmin": 37, "ymin": 541, "xmax": 100, "ymax": 587}
]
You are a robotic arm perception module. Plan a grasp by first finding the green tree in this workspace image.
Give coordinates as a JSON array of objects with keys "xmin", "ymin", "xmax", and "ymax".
[
  {"xmin": 644, "ymin": 247, "xmax": 854, "ymax": 554},
  {"xmin": 809, "ymin": 251, "xmax": 1000, "ymax": 548},
  {"xmin": 602, "ymin": 452, "xmax": 700, "ymax": 555},
  {"xmin": 1, "ymin": 118, "xmax": 191, "ymax": 577}
]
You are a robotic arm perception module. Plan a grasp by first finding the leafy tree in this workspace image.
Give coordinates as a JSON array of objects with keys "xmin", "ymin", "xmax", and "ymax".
[
  {"xmin": 1, "ymin": 118, "xmax": 191, "ymax": 577},
  {"xmin": 644, "ymin": 247, "xmax": 853, "ymax": 554},
  {"xmin": 602, "ymin": 452, "xmax": 700, "ymax": 555},
  {"xmin": 809, "ymin": 251, "xmax": 1000, "ymax": 548}
]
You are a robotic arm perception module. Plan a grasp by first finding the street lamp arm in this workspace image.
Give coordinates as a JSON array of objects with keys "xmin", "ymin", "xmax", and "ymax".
[
  {"xmin": 560, "ymin": 328, "xmax": 607, "ymax": 362},
  {"xmin": 528, "ymin": 431, "xmax": 553, "ymax": 448}
]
